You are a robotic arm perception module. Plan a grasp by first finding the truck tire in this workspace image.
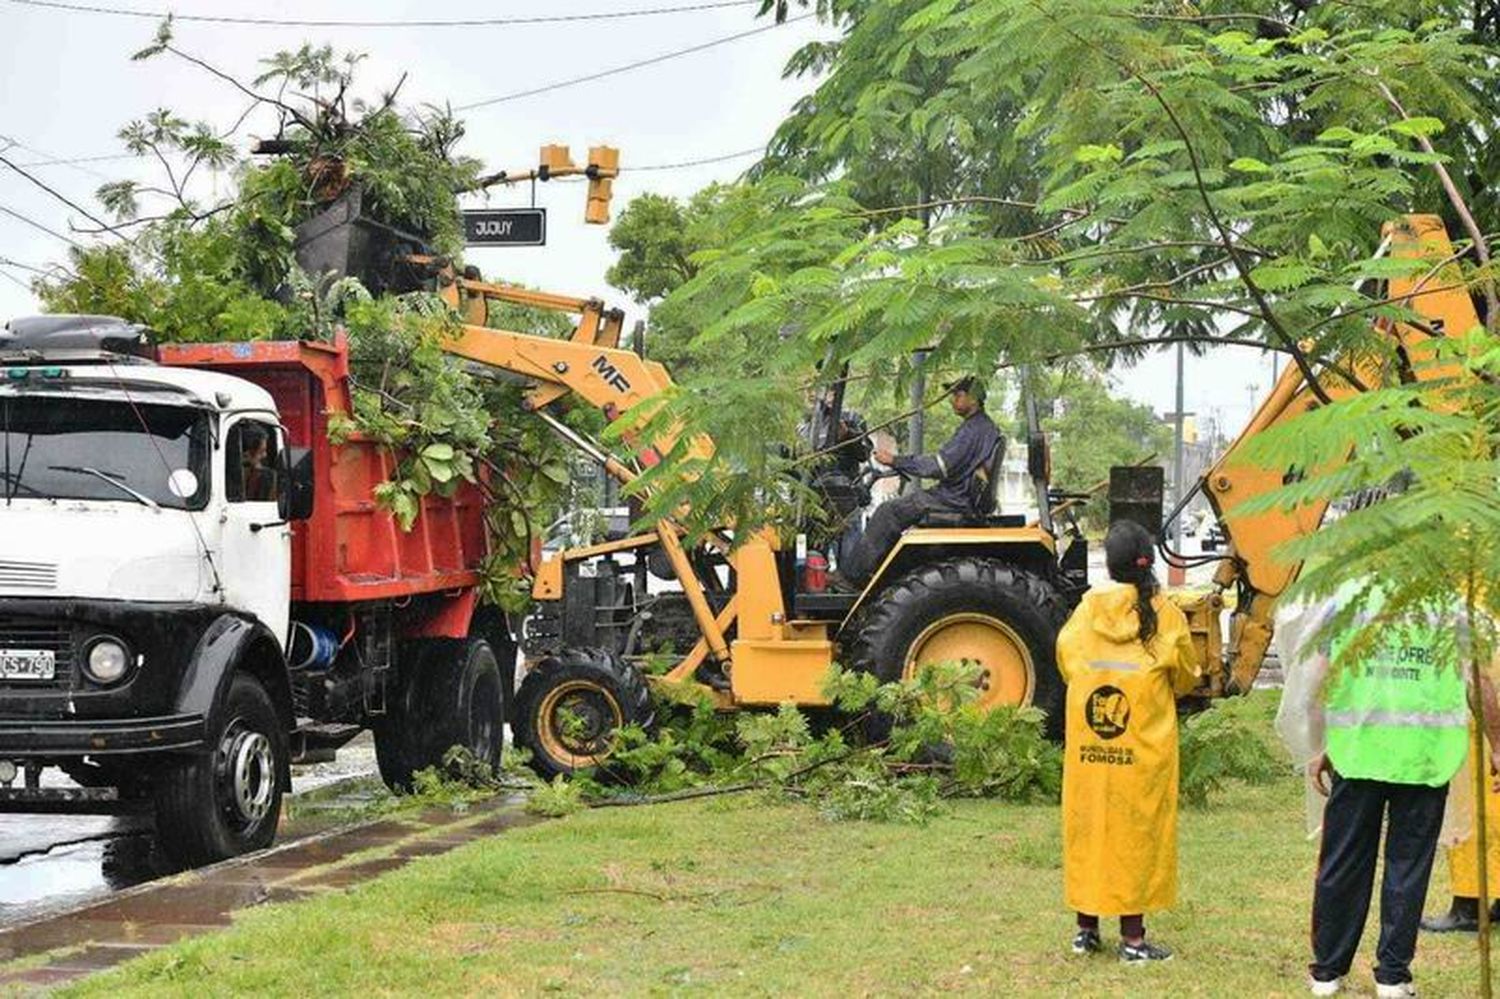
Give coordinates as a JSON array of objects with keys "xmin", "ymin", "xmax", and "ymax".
[
  {"xmin": 374, "ymin": 638, "xmax": 506, "ymax": 792},
  {"xmin": 153, "ymin": 672, "xmax": 286, "ymax": 865},
  {"xmin": 514, "ymin": 647, "xmax": 653, "ymax": 779},
  {"xmin": 845, "ymin": 557, "xmax": 1068, "ymax": 739}
]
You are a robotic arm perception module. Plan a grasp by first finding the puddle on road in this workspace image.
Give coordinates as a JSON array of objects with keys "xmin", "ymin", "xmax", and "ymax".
[
  {"xmin": 0, "ymin": 796, "xmax": 536, "ymax": 990},
  {"xmin": 0, "ymin": 830, "xmax": 169, "ymax": 917},
  {"xmin": 0, "ymin": 754, "xmax": 393, "ymax": 931}
]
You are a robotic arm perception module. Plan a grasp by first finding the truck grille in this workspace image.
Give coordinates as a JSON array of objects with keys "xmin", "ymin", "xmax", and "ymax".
[
  {"xmin": 0, "ymin": 619, "xmax": 75, "ymax": 689},
  {"xmin": 0, "ymin": 560, "xmax": 57, "ymax": 592}
]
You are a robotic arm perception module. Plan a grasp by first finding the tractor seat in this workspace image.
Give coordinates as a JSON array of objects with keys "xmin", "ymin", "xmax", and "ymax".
[
  {"xmin": 920, "ymin": 510, "xmax": 1029, "ymax": 529},
  {"xmin": 915, "ymin": 437, "xmax": 1027, "ymax": 529}
]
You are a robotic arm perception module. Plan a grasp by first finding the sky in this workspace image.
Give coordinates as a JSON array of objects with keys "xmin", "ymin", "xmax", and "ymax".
[{"xmin": 0, "ymin": 0, "xmax": 1277, "ymax": 437}]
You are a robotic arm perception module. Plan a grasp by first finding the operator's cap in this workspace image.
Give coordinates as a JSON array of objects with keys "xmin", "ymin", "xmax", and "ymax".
[{"xmin": 943, "ymin": 375, "xmax": 987, "ymax": 404}]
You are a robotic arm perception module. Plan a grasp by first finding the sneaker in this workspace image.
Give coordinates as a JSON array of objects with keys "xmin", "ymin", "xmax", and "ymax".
[
  {"xmin": 1421, "ymin": 898, "xmax": 1479, "ymax": 933},
  {"xmin": 1119, "ymin": 939, "xmax": 1173, "ymax": 963},
  {"xmin": 1375, "ymin": 984, "xmax": 1416, "ymax": 998},
  {"xmin": 1071, "ymin": 928, "xmax": 1102, "ymax": 955},
  {"xmin": 1308, "ymin": 976, "xmax": 1342, "ymax": 996}
]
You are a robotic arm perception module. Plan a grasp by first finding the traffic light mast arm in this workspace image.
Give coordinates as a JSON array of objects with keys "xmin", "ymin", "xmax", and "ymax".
[{"xmin": 465, "ymin": 144, "xmax": 619, "ymax": 224}]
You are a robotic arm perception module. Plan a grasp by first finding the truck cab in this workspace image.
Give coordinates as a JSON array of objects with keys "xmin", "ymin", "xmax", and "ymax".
[{"xmin": 0, "ymin": 315, "xmax": 310, "ymax": 861}]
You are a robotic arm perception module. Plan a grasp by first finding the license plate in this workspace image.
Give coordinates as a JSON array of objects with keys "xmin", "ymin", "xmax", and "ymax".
[{"xmin": 0, "ymin": 649, "xmax": 56, "ymax": 680}]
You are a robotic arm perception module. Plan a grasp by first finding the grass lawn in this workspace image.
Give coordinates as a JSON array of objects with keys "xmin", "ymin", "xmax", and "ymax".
[{"xmin": 58, "ymin": 695, "xmax": 1489, "ymax": 997}]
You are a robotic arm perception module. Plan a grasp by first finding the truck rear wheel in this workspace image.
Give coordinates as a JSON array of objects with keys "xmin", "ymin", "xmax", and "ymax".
[
  {"xmin": 514, "ymin": 647, "xmax": 653, "ymax": 779},
  {"xmin": 154, "ymin": 672, "xmax": 286, "ymax": 865},
  {"xmin": 374, "ymin": 638, "xmax": 506, "ymax": 791},
  {"xmin": 845, "ymin": 557, "xmax": 1068, "ymax": 738}
]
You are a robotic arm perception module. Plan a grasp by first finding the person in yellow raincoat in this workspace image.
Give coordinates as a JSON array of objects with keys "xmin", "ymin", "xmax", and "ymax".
[
  {"xmin": 1057, "ymin": 520, "xmax": 1202, "ymax": 962},
  {"xmin": 1422, "ymin": 729, "xmax": 1500, "ymax": 932}
]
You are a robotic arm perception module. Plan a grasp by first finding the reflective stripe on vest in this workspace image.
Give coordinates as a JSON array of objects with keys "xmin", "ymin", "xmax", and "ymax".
[{"xmin": 1326, "ymin": 709, "xmax": 1469, "ymax": 729}]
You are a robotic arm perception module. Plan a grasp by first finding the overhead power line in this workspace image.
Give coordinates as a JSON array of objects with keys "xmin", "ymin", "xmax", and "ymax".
[
  {"xmin": 0, "ymin": 132, "xmax": 120, "ymax": 181},
  {"xmin": 0, "ymin": 152, "xmax": 119, "ymax": 239},
  {"xmin": 9, "ymin": 151, "xmax": 135, "ymax": 170},
  {"xmin": 456, "ymin": 12, "xmax": 816, "ymax": 110},
  {"xmin": 0, "ymin": 266, "xmax": 33, "ymax": 292},
  {"xmin": 0, "ymin": 256, "xmax": 54, "ymax": 275},
  {"xmin": 2, "ymin": 0, "xmax": 760, "ymax": 27},
  {"xmin": 0, "ymin": 202, "xmax": 85, "ymax": 248},
  {"xmin": 628, "ymin": 147, "xmax": 762, "ymax": 171}
]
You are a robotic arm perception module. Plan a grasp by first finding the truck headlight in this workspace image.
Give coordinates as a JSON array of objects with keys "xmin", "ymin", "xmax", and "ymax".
[{"xmin": 84, "ymin": 637, "xmax": 131, "ymax": 684}]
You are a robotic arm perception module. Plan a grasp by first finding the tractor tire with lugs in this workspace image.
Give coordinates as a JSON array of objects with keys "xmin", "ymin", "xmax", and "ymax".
[
  {"xmin": 514, "ymin": 646, "xmax": 653, "ymax": 780},
  {"xmin": 845, "ymin": 557, "xmax": 1068, "ymax": 737}
]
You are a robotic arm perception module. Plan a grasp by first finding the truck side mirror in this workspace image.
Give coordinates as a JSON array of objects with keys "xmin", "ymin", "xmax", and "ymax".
[{"xmin": 279, "ymin": 447, "xmax": 315, "ymax": 522}]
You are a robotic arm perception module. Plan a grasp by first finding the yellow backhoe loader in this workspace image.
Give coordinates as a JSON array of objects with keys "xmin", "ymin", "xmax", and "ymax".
[{"xmin": 425, "ymin": 274, "xmax": 1090, "ymax": 775}]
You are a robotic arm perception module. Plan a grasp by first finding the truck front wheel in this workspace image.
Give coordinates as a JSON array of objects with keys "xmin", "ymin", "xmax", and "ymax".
[{"xmin": 154, "ymin": 672, "xmax": 286, "ymax": 865}]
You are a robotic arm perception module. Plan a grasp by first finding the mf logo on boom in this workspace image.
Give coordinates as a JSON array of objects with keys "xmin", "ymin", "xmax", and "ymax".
[{"xmin": 591, "ymin": 355, "xmax": 631, "ymax": 393}]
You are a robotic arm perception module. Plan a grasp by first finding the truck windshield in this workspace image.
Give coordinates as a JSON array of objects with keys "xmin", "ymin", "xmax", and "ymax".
[{"xmin": 0, "ymin": 395, "xmax": 211, "ymax": 510}]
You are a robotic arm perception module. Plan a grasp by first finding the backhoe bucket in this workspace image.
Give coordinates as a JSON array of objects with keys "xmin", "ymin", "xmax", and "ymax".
[
  {"xmin": 293, "ymin": 186, "xmax": 433, "ymax": 295},
  {"xmin": 1108, "ymin": 465, "xmax": 1164, "ymax": 537}
]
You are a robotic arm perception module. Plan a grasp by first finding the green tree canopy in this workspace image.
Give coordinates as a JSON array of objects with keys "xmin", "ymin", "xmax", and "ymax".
[{"xmin": 620, "ymin": 0, "xmax": 1500, "ymax": 539}]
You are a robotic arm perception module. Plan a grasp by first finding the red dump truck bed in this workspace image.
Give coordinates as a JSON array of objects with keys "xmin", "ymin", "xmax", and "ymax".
[{"xmin": 158, "ymin": 336, "xmax": 488, "ymax": 606}]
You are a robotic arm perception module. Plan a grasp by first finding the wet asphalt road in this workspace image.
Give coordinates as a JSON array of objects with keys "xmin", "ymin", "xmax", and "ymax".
[{"xmin": 0, "ymin": 735, "xmax": 380, "ymax": 929}]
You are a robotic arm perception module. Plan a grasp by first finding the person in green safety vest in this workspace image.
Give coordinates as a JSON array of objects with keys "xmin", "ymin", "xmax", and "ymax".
[{"xmin": 1284, "ymin": 583, "xmax": 1500, "ymax": 999}]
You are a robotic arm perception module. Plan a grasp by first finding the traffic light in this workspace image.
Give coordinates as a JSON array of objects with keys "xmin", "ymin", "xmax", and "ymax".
[
  {"xmin": 585, "ymin": 146, "xmax": 619, "ymax": 225},
  {"xmin": 539, "ymin": 144, "xmax": 575, "ymax": 178}
]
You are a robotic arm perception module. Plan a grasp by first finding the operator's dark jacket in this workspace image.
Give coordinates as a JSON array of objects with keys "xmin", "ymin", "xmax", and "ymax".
[
  {"xmin": 889, "ymin": 410, "xmax": 1002, "ymax": 512},
  {"xmin": 843, "ymin": 410, "xmax": 1001, "ymax": 583}
]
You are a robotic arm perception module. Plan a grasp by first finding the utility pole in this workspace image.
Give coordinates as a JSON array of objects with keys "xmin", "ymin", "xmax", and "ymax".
[
  {"xmin": 1173, "ymin": 341, "xmax": 1186, "ymax": 550},
  {"xmin": 906, "ymin": 350, "xmax": 928, "ymax": 495},
  {"xmin": 1161, "ymin": 342, "xmax": 1188, "ymax": 585}
]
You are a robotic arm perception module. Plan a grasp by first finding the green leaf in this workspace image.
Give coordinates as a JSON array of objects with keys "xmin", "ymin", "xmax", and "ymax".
[
  {"xmin": 1388, "ymin": 116, "xmax": 1445, "ymax": 139},
  {"xmin": 421, "ymin": 442, "xmax": 455, "ymax": 461},
  {"xmin": 1073, "ymin": 144, "xmax": 1123, "ymax": 164},
  {"xmin": 1227, "ymin": 157, "xmax": 1271, "ymax": 174},
  {"xmin": 1315, "ymin": 126, "xmax": 1361, "ymax": 144}
]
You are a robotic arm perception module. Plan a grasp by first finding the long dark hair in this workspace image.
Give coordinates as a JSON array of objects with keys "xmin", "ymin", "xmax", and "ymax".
[{"xmin": 1104, "ymin": 520, "xmax": 1159, "ymax": 646}]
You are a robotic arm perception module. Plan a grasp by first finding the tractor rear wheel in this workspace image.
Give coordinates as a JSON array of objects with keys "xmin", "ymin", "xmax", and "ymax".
[
  {"xmin": 514, "ymin": 647, "xmax": 653, "ymax": 779},
  {"xmin": 845, "ymin": 557, "xmax": 1068, "ymax": 738}
]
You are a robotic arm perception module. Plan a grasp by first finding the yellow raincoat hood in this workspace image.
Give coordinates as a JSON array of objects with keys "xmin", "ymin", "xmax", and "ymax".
[{"xmin": 1076, "ymin": 584, "xmax": 1152, "ymax": 646}]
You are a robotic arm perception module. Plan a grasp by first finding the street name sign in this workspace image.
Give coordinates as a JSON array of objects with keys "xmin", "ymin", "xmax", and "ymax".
[{"xmin": 463, "ymin": 208, "xmax": 547, "ymax": 246}]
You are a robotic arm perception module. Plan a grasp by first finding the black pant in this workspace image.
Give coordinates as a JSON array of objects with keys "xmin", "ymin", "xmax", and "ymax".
[
  {"xmin": 1311, "ymin": 775, "xmax": 1448, "ymax": 986},
  {"xmin": 842, "ymin": 489, "xmax": 965, "ymax": 583}
]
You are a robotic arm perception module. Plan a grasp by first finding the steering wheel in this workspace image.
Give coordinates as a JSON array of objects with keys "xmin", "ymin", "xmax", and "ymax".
[{"xmin": 861, "ymin": 460, "xmax": 905, "ymax": 489}]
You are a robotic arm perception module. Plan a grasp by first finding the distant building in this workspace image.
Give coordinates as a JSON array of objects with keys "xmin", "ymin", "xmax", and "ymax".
[{"xmin": 1161, "ymin": 412, "xmax": 1228, "ymax": 533}]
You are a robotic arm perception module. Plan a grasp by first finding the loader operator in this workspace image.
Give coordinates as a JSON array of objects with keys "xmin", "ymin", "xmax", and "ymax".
[{"xmin": 838, "ymin": 376, "xmax": 1000, "ymax": 587}]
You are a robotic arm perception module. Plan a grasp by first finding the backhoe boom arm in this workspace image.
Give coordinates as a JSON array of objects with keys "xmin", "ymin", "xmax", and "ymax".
[{"xmin": 1189, "ymin": 214, "xmax": 1478, "ymax": 694}]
